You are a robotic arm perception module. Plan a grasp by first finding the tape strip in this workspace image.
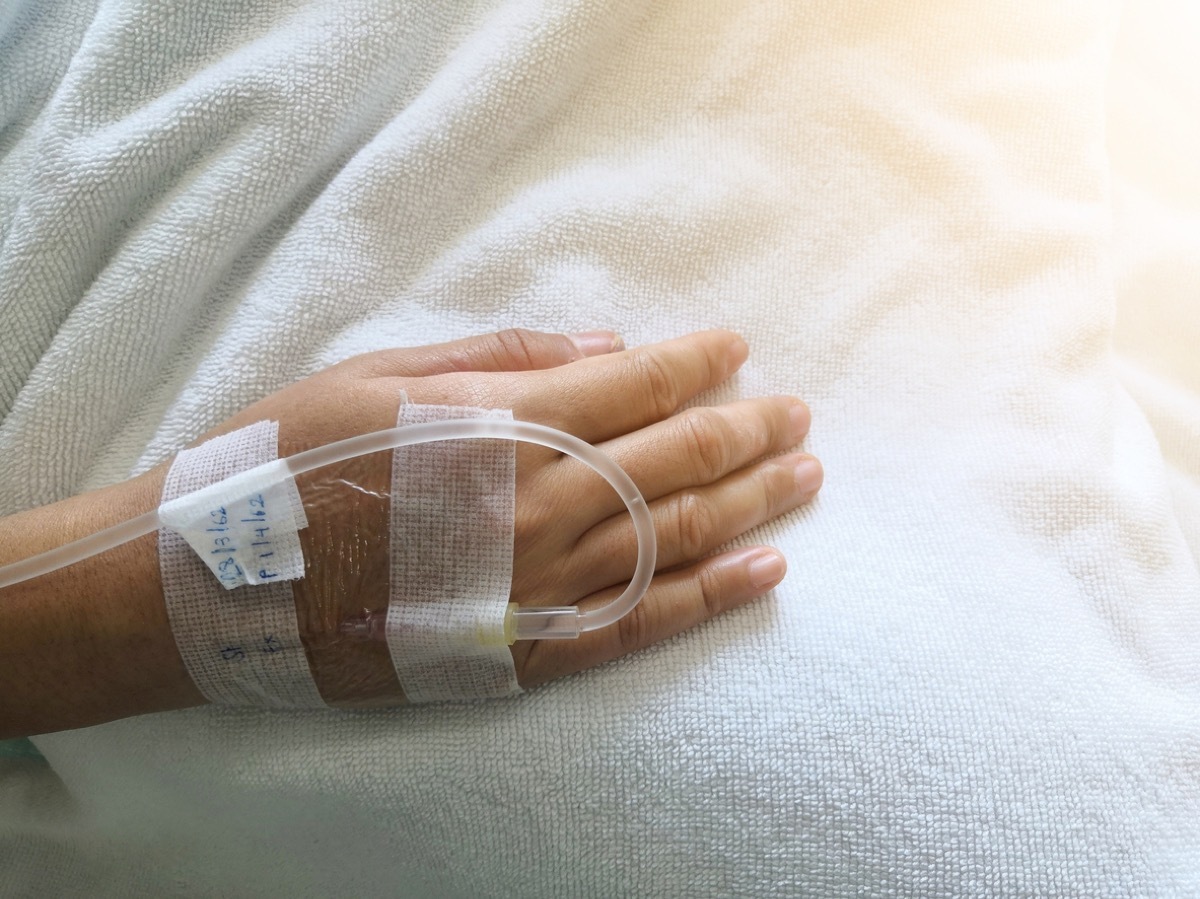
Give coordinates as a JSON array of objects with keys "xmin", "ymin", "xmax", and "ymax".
[
  {"xmin": 386, "ymin": 403, "xmax": 521, "ymax": 702},
  {"xmin": 158, "ymin": 457, "xmax": 307, "ymax": 589},
  {"xmin": 158, "ymin": 421, "xmax": 325, "ymax": 708}
]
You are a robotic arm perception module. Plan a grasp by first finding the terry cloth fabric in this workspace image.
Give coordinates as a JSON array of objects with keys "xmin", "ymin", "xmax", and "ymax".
[{"xmin": 2, "ymin": 0, "xmax": 1199, "ymax": 895}]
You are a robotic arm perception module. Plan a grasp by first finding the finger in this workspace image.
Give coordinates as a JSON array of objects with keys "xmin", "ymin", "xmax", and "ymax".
[
  {"xmin": 567, "ymin": 452, "xmax": 822, "ymax": 595},
  {"xmin": 381, "ymin": 330, "xmax": 748, "ymax": 442},
  {"xmin": 537, "ymin": 328, "xmax": 748, "ymax": 441},
  {"xmin": 490, "ymin": 330, "xmax": 750, "ymax": 443},
  {"xmin": 552, "ymin": 396, "xmax": 810, "ymax": 523},
  {"xmin": 331, "ymin": 328, "xmax": 624, "ymax": 379},
  {"xmin": 515, "ymin": 546, "xmax": 786, "ymax": 686}
]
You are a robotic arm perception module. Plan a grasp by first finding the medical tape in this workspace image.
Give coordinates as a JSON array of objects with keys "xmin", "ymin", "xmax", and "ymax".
[
  {"xmin": 157, "ymin": 420, "xmax": 325, "ymax": 708},
  {"xmin": 386, "ymin": 403, "xmax": 521, "ymax": 702}
]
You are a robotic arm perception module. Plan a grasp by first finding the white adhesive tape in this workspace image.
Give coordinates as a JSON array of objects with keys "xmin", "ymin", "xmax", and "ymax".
[
  {"xmin": 158, "ymin": 421, "xmax": 325, "ymax": 708},
  {"xmin": 158, "ymin": 458, "xmax": 307, "ymax": 588},
  {"xmin": 386, "ymin": 403, "xmax": 521, "ymax": 702}
]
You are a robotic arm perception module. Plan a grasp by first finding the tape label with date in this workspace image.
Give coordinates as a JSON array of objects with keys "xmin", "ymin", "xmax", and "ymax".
[
  {"xmin": 156, "ymin": 420, "xmax": 324, "ymax": 708},
  {"xmin": 158, "ymin": 454, "xmax": 308, "ymax": 589}
]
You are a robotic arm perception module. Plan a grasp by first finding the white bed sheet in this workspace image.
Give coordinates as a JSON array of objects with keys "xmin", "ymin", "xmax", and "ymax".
[{"xmin": 1, "ymin": 0, "xmax": 1198, "ymax": 895}]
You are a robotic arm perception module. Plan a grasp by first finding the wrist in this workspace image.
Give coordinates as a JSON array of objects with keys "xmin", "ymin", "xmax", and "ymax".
[{"xmin": 0, "ymin": 464, "xmax": 206, "ymax": 738}]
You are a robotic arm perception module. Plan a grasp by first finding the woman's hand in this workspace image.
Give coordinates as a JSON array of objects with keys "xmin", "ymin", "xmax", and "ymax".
[
  {"xmin": 212, "ymin": 328, "xmax": 821, "ymax": 705},
  {"xmin": 0, "ymin": 328, "xmax": 822, "ymax": 735}
]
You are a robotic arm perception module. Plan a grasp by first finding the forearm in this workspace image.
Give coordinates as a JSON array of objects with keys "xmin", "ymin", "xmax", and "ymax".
[{"xmin": 0, "ymin": 466, "xmax": 205, "ymax": 739}]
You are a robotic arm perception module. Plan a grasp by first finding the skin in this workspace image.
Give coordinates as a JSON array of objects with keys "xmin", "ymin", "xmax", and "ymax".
[{"xmin": 0, "ymin": 329, "xmax": 822, "ymax": 738}]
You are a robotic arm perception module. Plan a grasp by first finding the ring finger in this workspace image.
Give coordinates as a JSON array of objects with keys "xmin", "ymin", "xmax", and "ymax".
[{"xmin": 563, "ymin": 451, "xmax": 822, "ymax": 598}]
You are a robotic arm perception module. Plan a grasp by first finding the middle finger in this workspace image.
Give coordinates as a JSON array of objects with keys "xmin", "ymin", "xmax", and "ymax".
[{"xmin": 546, "ymin": 395, "xmax": 811, "ymax": 526}]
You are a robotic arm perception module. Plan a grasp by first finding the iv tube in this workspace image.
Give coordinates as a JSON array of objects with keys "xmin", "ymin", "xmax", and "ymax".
[{"xmin": 0, "ymin": 420, "xmax": 656, "ymax": 643}]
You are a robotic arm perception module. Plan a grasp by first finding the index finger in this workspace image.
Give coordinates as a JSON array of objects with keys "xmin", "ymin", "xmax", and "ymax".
[
  {"xmin": 521, "ymin": 330, "xmax": 750, "ymax": 442},
  {"xmin": 325, "ymin": 329, "xmax": 623, "ymax": 380}
]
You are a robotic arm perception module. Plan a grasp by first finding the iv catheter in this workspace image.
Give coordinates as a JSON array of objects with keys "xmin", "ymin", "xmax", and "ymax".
[{"xmin": 0, "ymin": 420, "xmax": 657, "ymax": 643}]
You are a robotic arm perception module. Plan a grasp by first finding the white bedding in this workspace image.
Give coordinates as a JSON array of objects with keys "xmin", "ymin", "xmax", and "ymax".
[{"xmin": 2, "ymin": 0, "xmax": 1198, "ymax": 895}]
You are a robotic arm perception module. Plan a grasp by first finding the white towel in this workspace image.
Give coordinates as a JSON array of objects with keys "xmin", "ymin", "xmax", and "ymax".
[{"xmin": 2, "ymin": 0, "xmax": 1198, "ymax": 895}]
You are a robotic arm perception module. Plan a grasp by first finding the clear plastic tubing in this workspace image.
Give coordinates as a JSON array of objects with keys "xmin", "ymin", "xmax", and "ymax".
[{"xmin": 0, "ymin": 420, "xmax": 657, "ymax": 643}]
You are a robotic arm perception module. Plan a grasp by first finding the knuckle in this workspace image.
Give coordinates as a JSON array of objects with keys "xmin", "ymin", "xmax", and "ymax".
[
  {"xmin": 632, "ymin": 351, "xmax": 680, "ymax": 421},
  {"xmin": 695, "ymin": 563, "xmax": 726, "ymax": 619},
  {"xmin": 491, "ymin": 328, "xmax": 550, "ymax": 370},
  {"xmin": 615, "ymin": 599, "xmax": 654, "ymax": 655},
  {"xmin": 680, "ymin": 408, "xmax": 732, "ymax": 483},
  {"xmin": 673, "ymin": 492, "xmax": 717, "ymax": 560},
  {"xmin": 757, "ymin": 463, "xmax": 792, "ymax": 518}
]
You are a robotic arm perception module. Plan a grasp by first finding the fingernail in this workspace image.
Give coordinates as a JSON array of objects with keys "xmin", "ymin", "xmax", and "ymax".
[
  {"xmin": 788, "ymin": 401, "xmax": 810, "ymax": 442},
  {"xmin": 569, "ymin": 330, "xmax": 622, "ymax": 357},
  {"xmin": 747, "ymin": 550, "xmax": 787, "ymax": 590},
  {"xmin": 793, "ymin": 455, "xmax": 823, "ymax": 495}
]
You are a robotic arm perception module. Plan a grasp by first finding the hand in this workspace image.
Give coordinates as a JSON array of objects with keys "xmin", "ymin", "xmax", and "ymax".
[
  {"xmin": 213, "ymin": 329, "xmax": 821, "ymax": 705},
  {"xmin": 0, "ymin": 328, "xmax": 822, "ymax": 736}
]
